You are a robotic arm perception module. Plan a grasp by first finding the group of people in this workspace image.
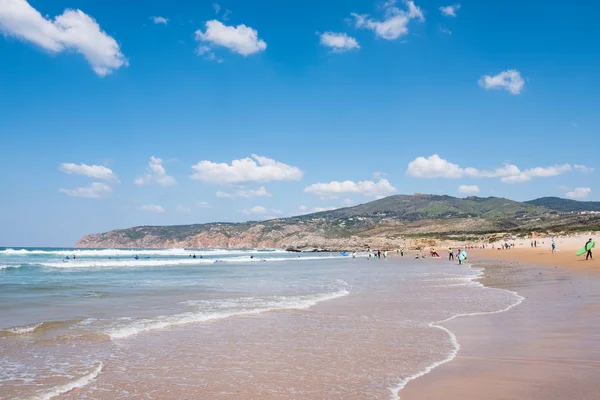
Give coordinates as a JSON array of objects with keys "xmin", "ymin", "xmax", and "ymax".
[
  {"xmin": 367, "ymin": 250, "xmax": 387, "ymax": 259},
  {"xmin": 188, "ymin": 254, "xmax": 203, "ymax": 259},
  {"xmin": 447, "ymin": 248, "xmax": 468, "ymax": 264}
]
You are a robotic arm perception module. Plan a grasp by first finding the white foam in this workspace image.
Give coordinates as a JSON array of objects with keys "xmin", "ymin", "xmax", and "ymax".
[
  {"xmin": 389, "ymin": 267, "xmax": 525, "ymax": 399},
  {"xmin": 0, "ymin": 248, "xmax": 284, "ymax": 257},
  {"xmin": 0, "ymin": 264, "xmax": 19, "ymax": 270},
  {"xmin": 1, "ymin": 322, "xmax": 44, "ymax": 335},
  {"xmin": 38, "ymin": 255, "xmax": 345, "ymax": 269},
  {"xmin": 108, "ymin": 289, "xmax": 350, "ymax": 340},
  {"xmin": 30, "ymin": 362, "xmax": 103, "ymax": 400}
]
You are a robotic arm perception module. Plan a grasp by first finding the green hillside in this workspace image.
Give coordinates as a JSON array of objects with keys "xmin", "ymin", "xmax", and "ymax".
[{"xmin": 524, "ymin": 197, "xmax": 600, "ymax": 213}]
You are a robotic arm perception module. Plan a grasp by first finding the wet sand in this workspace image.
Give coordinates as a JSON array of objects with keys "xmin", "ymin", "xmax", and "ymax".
[{"xmin": 401, "ymin": 248, "xmax": 600, "ymax": 399}]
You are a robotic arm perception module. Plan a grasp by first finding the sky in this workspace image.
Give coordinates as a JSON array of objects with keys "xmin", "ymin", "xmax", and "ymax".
[{"xmin": 0, "ymin": 0, "xmax": 599, "ymax": 246}]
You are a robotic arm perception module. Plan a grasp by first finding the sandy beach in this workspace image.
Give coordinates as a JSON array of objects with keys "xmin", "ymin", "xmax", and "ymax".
[{"xmin": 401, "ymin": 241, "xmax": 600, "ymax": 399}]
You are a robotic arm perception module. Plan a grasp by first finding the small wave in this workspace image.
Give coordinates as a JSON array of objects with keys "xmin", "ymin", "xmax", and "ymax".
[
  {"xmin": 38, "ymin": 254, "xmax": 345, "ymax": 269},
  {"xmin": 108, "ymin": 289, "xmax": 350, "ymax": 340},
  {"xmin": 31, "ymin": 362, "xmax": 103, "ymax": 400},
  {"xmin": 1, "ymin": 322, "xmax": 45, "ymax": 335},
  {"xmin": 0, "ymin": 248, "xmax": 284, "ymax": 257},
  {"xmin": 0, "ymin": 264, "xmax": 20, "ymax": 270},
  {"xmin": 0, "ymin": 319, "xmax": 83, "ymax": 337}
]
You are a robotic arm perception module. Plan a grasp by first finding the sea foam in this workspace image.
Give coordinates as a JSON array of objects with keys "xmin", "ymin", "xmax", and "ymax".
[
  {"xmin": 38, "ymin": 254, "xmax": 345, "ymax": 269},
  {"xmin": 0, "ymin": 248, "xmax": 283, "ymax": 257},
  {"xmin": 108, "ymin": 288, "xmax": 350, "ymax": 340},
  {"xmin": 31, "ymin": 362, "xmax": 103, "ymax": 400}
]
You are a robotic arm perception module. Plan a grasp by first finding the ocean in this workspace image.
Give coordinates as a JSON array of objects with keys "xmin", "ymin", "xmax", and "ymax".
[{"xmin": 0, "ymin": 248, "xmax": 522, "ymax": 399}]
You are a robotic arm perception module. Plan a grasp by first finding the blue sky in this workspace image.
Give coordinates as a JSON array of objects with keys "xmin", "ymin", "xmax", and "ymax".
[{"xmin": 0, "ymin": 0, "xmax": 598, "ymax": 246}]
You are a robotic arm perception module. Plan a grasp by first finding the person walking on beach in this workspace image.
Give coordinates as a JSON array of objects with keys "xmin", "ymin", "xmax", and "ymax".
[
  {"xmin": 448, "ymin": 248, "xmax": 454, "ymax": 261},
  {"xmin": 585, "ymin": 238, "xmax": 593, "ymax": 260}
]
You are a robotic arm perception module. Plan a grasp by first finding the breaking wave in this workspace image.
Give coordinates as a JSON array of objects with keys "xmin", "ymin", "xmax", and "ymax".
[
  {"xmin": 37, "ymin": 255, "xmax": 345, "ymax": 269},
  {"xmin": 0, "ymin": 248, "xmax": 284, "ymax": 257}
]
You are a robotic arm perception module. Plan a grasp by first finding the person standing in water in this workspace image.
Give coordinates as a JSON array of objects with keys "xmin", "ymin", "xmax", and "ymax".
[{"xmin": 448, "ymin": 248, "xmax": 454, "ymax": 261}]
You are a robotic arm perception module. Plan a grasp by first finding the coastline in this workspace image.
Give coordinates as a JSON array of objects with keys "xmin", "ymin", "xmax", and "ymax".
[{"xmin": 400, "ymin": 248, "xmax": 600, "ymax": 399}]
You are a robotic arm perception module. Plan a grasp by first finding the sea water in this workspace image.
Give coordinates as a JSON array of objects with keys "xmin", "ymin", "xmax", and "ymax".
[{"xmin": 0, "ymin": 248, "xmax": 522, "ymax": 399}]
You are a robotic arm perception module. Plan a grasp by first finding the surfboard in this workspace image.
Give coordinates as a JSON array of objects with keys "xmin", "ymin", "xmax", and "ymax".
[{"xmin": 576, "ymin": 241, "xmax": 596, "ymax": 256}]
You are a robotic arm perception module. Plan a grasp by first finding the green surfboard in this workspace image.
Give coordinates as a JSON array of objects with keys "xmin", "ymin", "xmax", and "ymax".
[{"xmin": 576, "ymin": 241, "xmax": 596, "ymax": 256}]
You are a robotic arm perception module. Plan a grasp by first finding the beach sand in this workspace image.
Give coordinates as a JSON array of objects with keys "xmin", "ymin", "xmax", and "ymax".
[{"xmin": 401, "ymin": 245, "xmax": 600, "ymax": 399}]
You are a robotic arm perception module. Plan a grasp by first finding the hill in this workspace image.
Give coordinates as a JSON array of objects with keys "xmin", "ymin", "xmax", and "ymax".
[
  {"xmin": 524, "ymin": 197, "xmax": 600, "ymax": 213},
  {"xmin": 76, "ymin": 195, "xmax": 600, "ymax": 250}
]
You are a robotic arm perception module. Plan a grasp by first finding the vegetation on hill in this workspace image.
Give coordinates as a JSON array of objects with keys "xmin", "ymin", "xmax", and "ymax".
[
  {"xmin": 524, "ymin": 197, "xmax": 600, "ymax": 213},
  {"xmin": 76, "ymin": 195, "xmax": 600, "ymax": 249}
]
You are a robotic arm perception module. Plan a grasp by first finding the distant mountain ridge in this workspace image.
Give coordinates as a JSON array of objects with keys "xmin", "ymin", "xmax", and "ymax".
[
  {"xmin": 76, "ymin": 194, "xmax": 600, "ymax": 250},
  {"xmin": 524, "ymin": 197, "xmax": 600, "ymax": 213}
]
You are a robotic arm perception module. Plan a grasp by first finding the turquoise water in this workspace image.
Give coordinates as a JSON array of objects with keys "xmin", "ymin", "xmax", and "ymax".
[{"xmin": 0, "ymin": 248, "xmax": 521, "ymax": 399}]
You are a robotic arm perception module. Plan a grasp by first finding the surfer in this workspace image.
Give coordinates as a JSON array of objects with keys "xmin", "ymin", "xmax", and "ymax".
[
  {"xmin": 135, "ymin": 255, "xmax": 139, "ymax": 260},
  {"xmin": 192, "ymin": 254, "xmax": 196, "ymax": 259},
  {"xmin": 585, "ymin": 238, "xmax": 593, "ymax": 260}
]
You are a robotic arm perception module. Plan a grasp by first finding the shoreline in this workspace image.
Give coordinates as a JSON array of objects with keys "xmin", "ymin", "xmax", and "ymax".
[
  {"xmin": 390, "ymin": 265, "xmax": 525, "ymax": 399},
  {"xmin": 399, "ymin": 248, "xmax": 600, "ymax": 399}
]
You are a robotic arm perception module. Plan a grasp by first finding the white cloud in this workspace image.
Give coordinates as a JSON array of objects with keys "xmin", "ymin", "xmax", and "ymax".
[
  {"xmin": 217, "ymin": 187, "xmax": 273, "ymax": 199},
  {"xmin": 236, "ymin": 186, "xmax": 272, "ymax": 198},
  {"xmin": 216, "ymin": 191, "xmax": 235, "ymax": 199},
  {"xmin": 500, "ymin": 164, "xmax": 572, "ymax": 183},
  {"xmin": 196, "ymin": 44, "xmax": 223, "ymax": 62},
  {"xmin": 241, "ymin": 206, "xmax": 267, "ymax": 215},
  {"xmin": 176, "ymin": 205, "xmax": 191, "ymax": 213},
  {"xmin": 407, "ymin": 154, "xmax": 577, "ymax": 184},
  {"xmin": 565, "ymin": 187, "xmax": 591, "ymax": 199},
  {"xmin": 305, "ymin": 179, "xmax": 397, "ymax": 198},
  {"xmin": 191, "ymin": 154, "xmax": 303, "ymax": 184},
  {"xmin": 139, "ymin": 204, "xmax": 165, "ymax": 213},
  {"xmin": 213, "ymin": 3, "xmax": 221, "ymax": 14},
  {"xmin": 440, "ymin": 4, "xmax": 461, "ymax": 17},
  {"xmin": 319, "ymin": 32, "xmax": 359, "ymax": 53},
  {"xmin": 458, "ymin": 185, "xmax": 480, "ymax": 195},
  {"xmin": 194, "ymin": 20, "xmax": 266, "ymax": 56},
  {"xmin": 241, "ymin": 206, "xmax": 284, "ymax": 216},
  {"xmin": 351, "ymin": 0, "xmax": 424, "ymax": 40},
  {"xmin": 0, "ymin": 0, "xmax": 128, "ymax": 76},
  {"xmin": 343, "ymin": 198, "xmax": 355, "ymax": 206},
  {"xmin": 313, "ymin": 206, "xmax": 338, "ymax": 212},
  {"xmin": 59, "ymin": 163, "xmax": 118, "ymax": 181},
  {"xmin": 197, "ymin": 201, "xmax": 212, "ymax": 208},
  {"xmin": 574, "ymin": 164, "xmax": 594, "ymax": 173},
  {"xmin": 151, "ymin": 16, "xmax": 168, "ymax": 25},
  {"xmin": 478, "ymin": 69, "xmax": 525, "ymax": 95},
  {"xmin": 59, "ymin": 182, "xmax": 112, "ymax": 198},
  {"xmin": 406, "ymin": 155, "xmax": 463, "ymax": 179},
  {"xmin": 439, "ymin": 26, "xmax": 452, "ymax": 35},
  {"xmin": 134, "ymin": 156, "xmax": 176, "ymax": 187}
]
